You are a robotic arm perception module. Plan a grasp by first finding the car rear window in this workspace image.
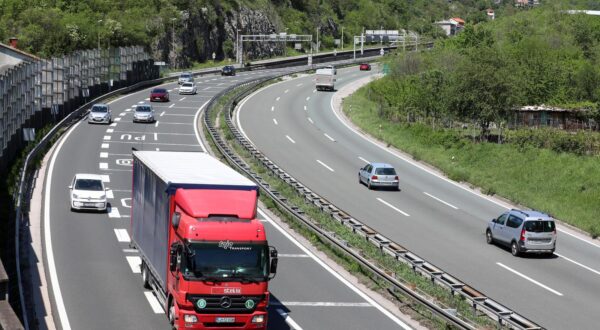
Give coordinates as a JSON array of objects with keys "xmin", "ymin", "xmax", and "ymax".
[
  {"xmin": 524, "ymin": 220, "xmax": 555, "ymax": 233},
  {"xmin": 180, "ymin": 74, "xmax": 191, "ymax": 78},
  {"xmin": 375, "ymin": 168, "xmax": 396, "ymax": 175},
  {"xmin": 182, "ymin": 83, "xmax": 193, "ymax": 87},
  {"xmin": 75, "ymin": 179, "xmax": 103, "ymax": 191},
  {"xmin": 91, "ymin": 105, "xmax": 108, "ymax": 113},
  {"xmin": 136, "ymin": 106, "xmax": 151, "ymax": 112}
]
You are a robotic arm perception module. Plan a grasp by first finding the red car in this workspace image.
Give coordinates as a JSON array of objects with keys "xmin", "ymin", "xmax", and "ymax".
[
  {"xmin": 150, "ymin": 88, "xmax": 169, "ymax": 102},
  {"xmin": 359, "ymin": 63, "xmax": 371, "ymax": 71}
]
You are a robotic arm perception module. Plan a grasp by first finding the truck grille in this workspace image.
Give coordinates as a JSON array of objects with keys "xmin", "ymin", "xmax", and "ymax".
[{"xmin": 187, "ymin": 294, "xmax": 263, "ymax": 314}]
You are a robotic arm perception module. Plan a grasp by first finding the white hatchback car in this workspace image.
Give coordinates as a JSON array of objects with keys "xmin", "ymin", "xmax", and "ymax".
[
  {"xmin": 69, "ymin": 174, "xmax": 108, "ymax": 211},
  {"xmin": 179, "ymin": 82, "xmax": 197, "ymax": 95}
]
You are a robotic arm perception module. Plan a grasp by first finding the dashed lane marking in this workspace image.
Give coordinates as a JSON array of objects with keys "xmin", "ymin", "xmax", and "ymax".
[
  {"xmin": 108, "ymin": 207, "xmax": 121, "ymax": 218},
  {"xmin": 100, "ymin": 152, "xmax": 108, "ymax": 158},
  {"xmin": 100, "ymin": 175, "xmax": 110, "ymax": 183},
  {"xmin": 99, "ymin": 163, "xmax": 108, "ymax": 169},
  {"xmin": 144, "ymin": 292, "xmax": 165, "ymax": 314},
  {"xmin": 101, "ymin": 143, "xmax": 109, "ymax": 149},
  {"xmin": 114, "ymin": 229, "xmax": 130, "ymax": 242},
  {"xmin": 316, "ymin": 160, "xmax": 334, "ymax": 172},
  {"xmin": 286, "ymin": 135, "xmax": 296, "ymax": 144},
  {"xmin": 125, "ymin": 256, "xmax": 141, "ymax": 273},
  {"xmin": 377, "ymin": 198, "xmax": 410, "ymax": 217}
]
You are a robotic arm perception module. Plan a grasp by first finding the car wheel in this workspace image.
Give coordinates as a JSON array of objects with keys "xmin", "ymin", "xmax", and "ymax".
[
  {"xmin": 486, "ymin": 230, "xmax": 494, "ymax": 244},
  {"xmin": 367, "ymin": 180, "xmax": 373, "ymax": 190},
  {"xmin": 511, "ymin": 241, "xmax": 520, "ymax": 257}
]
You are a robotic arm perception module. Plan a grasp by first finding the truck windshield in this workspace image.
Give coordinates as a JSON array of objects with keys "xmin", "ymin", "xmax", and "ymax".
[{"xmin": 185, "ymin": 242, "xmax": 268, "ymax": 281}]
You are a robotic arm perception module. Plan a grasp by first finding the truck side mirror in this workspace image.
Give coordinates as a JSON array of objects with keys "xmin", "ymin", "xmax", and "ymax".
[
  {"xmin": 268, "ymin": 246, "xmax": 278, "ymax": 278},
  {"xmin": 172, "ymin": 212, "xmax": 181, "ymax": 229},
  {"xmin": 169, "ymin": 244, "xmax": 178, "ymax": 272}
]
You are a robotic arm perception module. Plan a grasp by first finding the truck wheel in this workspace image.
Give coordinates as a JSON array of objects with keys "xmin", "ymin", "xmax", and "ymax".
[
  {"xmin": 141, "ymin": 263, "xmax": 150, "ymax": 289},
  {"xmin": 168, "ymin": 299, "xmax": 176, "ymax": 328}
]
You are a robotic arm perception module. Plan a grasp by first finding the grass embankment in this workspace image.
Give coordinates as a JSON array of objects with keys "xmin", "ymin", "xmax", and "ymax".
[{"xmin": 344, "ymin": 87, "xmax": 600, "ymax": 237}]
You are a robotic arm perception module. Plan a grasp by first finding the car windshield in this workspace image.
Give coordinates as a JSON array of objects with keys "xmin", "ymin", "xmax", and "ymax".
[
  {"xmin": 152, "ymin": 89, "xmax": 166, "ymax": 93},
  {"xmin": 180, "ymin": 74, "xmax": 191, "ymax": 78},
  {"xmin": 91, "ymin": 106, "xmax": 108, "ymax": 113},
  {"xmin": 75, "ymin": 179, "xmax": 103, "ymax": 191},
  {"xmin": 136, "ymin": 106, "xmax": 151, "ymax": 112},
  {"xmin": 375, "ymin": 167, "xmax": 396, "ymax": 175},
  {"xmin": 524, "ymin": 220, "xmax": 555, "ymax": 233},
  {"xmin": 184, "ymin": 242, "xmax": 268, "ymax": 280}
]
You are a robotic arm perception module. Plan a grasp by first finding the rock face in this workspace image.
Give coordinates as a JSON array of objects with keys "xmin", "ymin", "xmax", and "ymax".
[{"xmin": 152, "ymin": 4, "xmax": 286, "ymax": 68}]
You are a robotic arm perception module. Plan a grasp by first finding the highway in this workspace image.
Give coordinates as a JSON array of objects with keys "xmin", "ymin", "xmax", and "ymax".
[
  {"xmin": 236, "ymin": 66, "xmax": 600, "ymax": 329},
  {"xmin": 42, "ymin": 67, "xmax": 413, "ymax": 330}
]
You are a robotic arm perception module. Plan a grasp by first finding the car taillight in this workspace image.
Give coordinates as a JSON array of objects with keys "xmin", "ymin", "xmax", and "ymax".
[
  {"xmin": 394, "ymin": 176, "xmax": 399, "ymax": 180},
  {"xmin": 520, "ymin": 228, "xmax": 526, "ymax": 242},
  {"xmin": 371, "ymin": 175, "xmax": 378, "ymax": 180}
]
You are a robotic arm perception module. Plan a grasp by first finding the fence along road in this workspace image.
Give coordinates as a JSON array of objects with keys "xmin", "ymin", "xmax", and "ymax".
[{"xmin": 236, "ymin": 66, "xmax": 600, "ymax": 330}]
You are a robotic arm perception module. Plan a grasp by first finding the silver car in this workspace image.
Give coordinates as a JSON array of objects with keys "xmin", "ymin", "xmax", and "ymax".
[
  {"xmin": 486, "ymin": 209, "xmax": 557, "ymax": 256},
  {"xmin": 88, "ymin": 103, "xmax": 112, "ymax": 124},
  {"xmin": 178, "ymin": 72, "xmax": 194, "ymax": 85},
  {"xmin": 179, "ymin": 82, "xmax": 197, "ymax": 95},
  {"xmin": 358, "ymin": 162, "xmax": 399, "ymax": 190},
  {"xmin": 69, "ymin": 173, "xmax": 108, "ymax": 212},
  {"xmin": 133, "ymin": 104, "xmax": 155, "ymax": 123}
]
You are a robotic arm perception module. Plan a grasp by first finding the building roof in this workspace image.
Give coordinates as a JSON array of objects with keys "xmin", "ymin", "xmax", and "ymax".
[
  {"xmin": 0, "ymin": 42, "xmax": 39, "ymax": 61},
  {"xmin": 450, "ymin": 17, "xmax": 465, "ymax": 25}
]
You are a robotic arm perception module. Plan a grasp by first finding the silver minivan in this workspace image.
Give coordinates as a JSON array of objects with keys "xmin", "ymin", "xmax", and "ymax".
[{"xmin": 486, "ymin": 209, "xmax": 556, "ymax": 256}]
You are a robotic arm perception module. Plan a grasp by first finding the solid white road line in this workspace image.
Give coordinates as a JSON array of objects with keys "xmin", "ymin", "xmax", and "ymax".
[
  {"xmin": 276, "ymin": 309, "xmax": 303, "ymax": 330},
  {"xmin": 286, "ymin": 135, "xmax": 296, "ymax": 144},
  {"xmin": 103, "ymin": 135, "xmax": 111, "ymax": 140},
  {"xmin": 108, "ymin": 207, "xmax": 121, "ymax": 218},
  {"xmin": 556, "ymin": 229, "xmax": 600, "ymax": 250},
  {"xmin": 276, "ymin": 96, "xmax": 281, "ymax": 101},
  {"xmin": 100, "ymin": 152, "xmax": 108, "ymax": 158},
  {"xmin": 358, "ymin": 156, "xmax": 370, "ymax": 163},
  {"xmin": 555, "ymin": 253, "xmax": 600, "ymax": 277},
  {"xmin": 324, "ymin": 133, "xmax": 335, "ymax": 142},
  {"xmin": 125, "ymin": 256, "xmax": 141, "ymax": 273},
  {"xmin": 316, "ymin": 160, "xmax": 334, "ymax": 172},
  {"xmin": 101, "ymin": 143, "xmax": 109, "ymax": 149},
  {"xmin": 144, "ymin": 292, "xmax": 165, "ymax": 314},
  {"xmin": 423, "ymin": 192, "xmax": 459, "ymax": 210},
  {"xmin": 273, "ymin": 118, "xmax": 278, "ymax": 125},
  {"xmin": 278, "ymin": 254, "xmax": 310, "ymax": 258},
  {"xmin": 260, "ymin": 209, "xmax": 411, "ymax": 329},
  {"xmin": 496, "ymin": 263, "xmax": 563, "ymax": 296},
  {"xmin": 114, "ymin": 229, "xmax": 131, "ymax": 243},
  {"xmin": 377, "ymin": 198, "xmax": 410, "ymax": 217},
  {"xmin": 307, "ymin": 117, "xmax": 314, "ymax": 124},
  {"xmin": 193, "ymin": 100, "xmax": 210, "ymax": 152},
  {"xmin": 160, "ymin": 111, "xmax": 165, "ymax": 117},
  {"xmin": 275, "ymin": 302, "xmax": 372, "ymax": 307},
  {"xmin": 100, "ymin": 175, "xmax": 110, "ymax": 183},
  {"xmin": 99, "ymin": 163, "xmax": 108, "ymax": 169},
  {"xmin": 106, "ymin": 128, "xmax": 114, "ymax": 133}
]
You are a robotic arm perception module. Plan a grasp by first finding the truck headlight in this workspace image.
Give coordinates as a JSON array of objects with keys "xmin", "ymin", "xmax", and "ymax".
[
  {"xmin": 252, "ymin": 315, "xmax": 264, "ymax": 324},
  {"xmin": 184, "ymin": 315, "xmax": 198, "ymax": 323}
]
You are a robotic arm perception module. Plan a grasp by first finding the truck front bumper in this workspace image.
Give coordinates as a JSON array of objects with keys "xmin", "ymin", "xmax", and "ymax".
[{"xmin": 177, "ymin": 312, "xmax": 267, "ymax": 329}]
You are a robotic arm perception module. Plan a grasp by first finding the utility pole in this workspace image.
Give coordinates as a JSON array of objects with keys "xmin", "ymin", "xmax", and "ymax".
[
  {"xmin": 316, "ymin": 27, "xmax": 319, "ymax": 54},
  {"xmin": 97, "ymin": 19, "xmax": 103, "ymax": 50},
  {"xmin": 235, "ymin": 28, "xmax": 239, "ymax": 64},
  {"xmin": 341, "ymin": 26, "xmax": 344, "ymax": 50},
  {"xmin": 361, "ymin": 27, "xmax": 364, "ymax": 56},
  {"xmin": 171, "ymin": 18, "xmax": 176, "ymax": 67}
]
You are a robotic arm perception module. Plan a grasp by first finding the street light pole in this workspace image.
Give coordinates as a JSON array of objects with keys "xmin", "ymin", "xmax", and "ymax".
[
  {"xmin": 171, "ymin": 18, "xmax": 176, "ymax": 68},
  {"xmin": 97, "ymin": 19, "xmax": 103, "ymax": 50},
  {"xmin": 341, "ymin": 26, "xmax": 344, "ymax": 50},
  {"xmin": 316, "ymin": 27, "xmax": 319, "ymax": 54},
  {"xmin": 235, "ymin": 28, "xmax": 239, "ymax": 64}
]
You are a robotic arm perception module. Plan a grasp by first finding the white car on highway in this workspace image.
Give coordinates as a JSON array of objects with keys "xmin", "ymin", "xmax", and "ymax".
[
  {"xmin": 69, "ymin": 173, "xmax": 108, "ymax": 212},
  {"xmin": 179, "ymin": 82, "xmax": 197, "ymax": 95}
]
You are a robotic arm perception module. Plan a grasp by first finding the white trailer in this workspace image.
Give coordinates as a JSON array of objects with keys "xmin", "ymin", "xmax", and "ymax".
[{"xmin": 315, "ymin": 68, "xmax": 336, "ymax": 91}]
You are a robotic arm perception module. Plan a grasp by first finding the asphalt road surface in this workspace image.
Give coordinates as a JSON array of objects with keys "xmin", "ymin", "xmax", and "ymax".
[
  {"xmin": 43, "ymin": 67, "xmax": 412, "ymax": 330},
  {"xmin": 236, "ymin": 66, "xmax": 600, "ymax": 330}
]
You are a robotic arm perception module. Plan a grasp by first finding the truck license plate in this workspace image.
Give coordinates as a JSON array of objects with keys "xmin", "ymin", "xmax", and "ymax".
[{"xmin": 216, "ymin": 317, "xmax": 235, "ymax": 323}]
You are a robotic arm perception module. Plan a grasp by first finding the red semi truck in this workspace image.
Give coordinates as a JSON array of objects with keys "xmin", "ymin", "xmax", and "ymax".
[{"xmin": 131, "ymin": 151, "xmax": 278, "ymax": 329}]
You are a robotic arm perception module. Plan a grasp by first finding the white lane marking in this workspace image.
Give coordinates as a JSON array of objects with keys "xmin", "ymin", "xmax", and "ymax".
[
  {"xmin": 273, "ymin": 118, "xmax": 278, "ymax": 125},
  {"xmin": 114, "ymin": 117, "xmax": 121, "ymax": 122},
  {"xmin": 556, "ymin": 229, "xmax": 600, "ymax": 250},
  {"xmin": 99, "ymin": 163, "xmax": 108, "ymax": 169},
  {"xmin": 125, "ymin": 108, "xmax": 132, "ymax": 112},
  {"xmin": 144, "ymin": 292, "xmax": 165, "ymax": 314},
  {"xmin": 261, "ymin": 209, "xmax": 411, "ymax": 329},
  {"xmin": 100, "ymin": 152, "xmax": 108, "ymax": 158},
  {"xmin": 106, "ymin": 189, "xmax": 114, "ymax": 199},
  {"xmin": 114, "ymin": 229, "xmax": 131, "ymax": 242},
  {"xmin": 106, "ymin": 128, "xmax": 114, "ymax": 133},
  {"xmin": 169, "ymin": 104, "xmax": 174, "ymax": 108},
  {"xmin": 497, "ymin": 263, "xmax": 563, "ymax": 296},
  {"xmin": 275, "ymin": 302, "xmax": 372, "ymax": 307},
  {"xmin": 125, "ymin": 256, "xmax": 141, "ymax": 273},
  {"xmin": 304, "ymin": 105, "xmax": 307, "ymax": 111},
  {"xmin": 154, "ymin": 121, "xmax": 159, "ymax": 127},
  {"xmin": 555, "ymin": 253, "xmax": 600, "ymax": 277},
  {"xmin": 156, "ymin": 148, "xmax": 160, "ymax": 151},
  {"xmin": 119, "ymin": 113, "xmax": 126, "ymax": 116},
  {"xmin": 100, "ymin": 175, "xmax": 110, "ymax": 183},
  {"xmin": 324, "ymin": 133, "xmax": 335, "ymax": 142},
  {"xmin": 306, "ymin": 96, "xmax": 310, "ymax": 101},
  {"xmin": 278, "ymin": 254, "xmax": 310, "ymax": 258},
  {"xmin": 276, "ymin": 309, "xmax": 304, "ymax": 330},
  {"xmin": 101, "ymin": 143, "xmax": 109, "ymax": 149},
  {"xmin": 103, "ymin": 135, "xmax": 111, "ymax": 140},
  {"xmin": 110, "ymin": 123, "xmax": 117, "ymax": 127},
  {"xmin": 193, "ymin": 100, "xmax": 210, "ymax": 153},
  {"xmin": 358, "ymin": 156, "xmax": 370, "ymax": 163},
  {"xmin": 316, "ymin": 160, "xmax": 334, "ymax": 172},
  {"xmin": 284, "ymin": 89, "xmax": 289, "ymax": 93},
  {"xmin": 377, "ymin": 198, "xmax": 410, "ymax": 217},
  {"xmin": 137, "ymin": 101, "xmax": 144, "ymax": 104},
  {"xmin": 217, "ymin": 82, "xmax": 224, "ymax": 86},
  {"xmin": 121, "ymin": 198, "xmax": 132, "ymax": 208},
  {"xmin": 179, "ymin": 97, "xmax": 186, "ymax": 101},
  {"xmin": 276, "ymin": 96, "xmax": 281, "ymax": 101},
  {"xmin": 144, "ymin": 98, "xmax": 150, "ymax": 101},
  {"xmin": 45, "ymin": 121, "xmax": 81, "ymax": 330},
  {"xmin": 203, "ymin": 87, "xmax": 210, "ymax": 90},
  {"xmin": 271, "ymin": 106, "xmax": 275, "ymax": 112},
  {"xmin": 307, "ymin": 117, "xmax": 314, "ymax": 124},
  {"xmin": 160, "ymin": 111, "xmax": 165, "ymax": 117},
  {"xmin": 108, "ymin": 207, "xmax": 121, "ymax": 218},
  {"xmin": 154, "ymin": 133, "xmax": 158, "ymax": 141},
  {"xmin": 423, "ymin": 192, "xmax": 459, "ymax": 210},
  {"xmin": 123, "ymin": 248, "xmax": 138, "ymax": 254},
  {"xmin": 286, "ymin": 135, "xmax": 296, "ymax": 144},
  {"xmin": 297, "ymin": 83, "xmax": 303, "ymax": 87}
]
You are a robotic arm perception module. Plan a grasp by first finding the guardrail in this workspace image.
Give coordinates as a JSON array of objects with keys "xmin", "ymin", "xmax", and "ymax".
[{"xmin": 202, "ymin": 68, "xmax": 545, "ymax": 330}]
